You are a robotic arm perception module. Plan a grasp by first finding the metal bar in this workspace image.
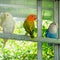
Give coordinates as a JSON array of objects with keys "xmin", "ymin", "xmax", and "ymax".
[
  {"xmin": 42, "ymin": 7, "xmax": 53, "ymax": 10},
  {"xmin": 54, "ymin": 1, "xmax": 60, "ymax": 60},
  {"xmin": 53, "ymin": 1, "xmax": 59, "ymax": 60},
  {"xmin": 0, "ymin": 4, "xmax": 37, "ymax": 9},
  {"xmin": 42, "ymin": 0, "xmax": 54, "ymax": 1},
  {"xmin": 0, "ymin": 4, "xmax": 54, "ymax": 10},
  {"xmin": 37, "ymin": 0, "xmax": 42, "ymax": 60},
  {"xmin": 0, "ymin": 33, "xmax": 37, "ymax": 42},
  {"xmin": 1, "ymin": 33, "xmax": 60, "ymax": 44},
  {"xmin": 58, "ymin": 1, "xmax": 60, "ymax": 60}
]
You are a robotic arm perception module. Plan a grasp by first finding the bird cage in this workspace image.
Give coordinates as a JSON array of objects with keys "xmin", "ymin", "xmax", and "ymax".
[{"xmin": 0, "ymin": 0, "xmax": 60, "ymax": 60}]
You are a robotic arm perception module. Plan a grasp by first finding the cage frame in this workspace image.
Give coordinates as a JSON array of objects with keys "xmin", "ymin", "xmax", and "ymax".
[{"xmin": 0, "ymin": 0, "xmax": 60, "ymax": 60}]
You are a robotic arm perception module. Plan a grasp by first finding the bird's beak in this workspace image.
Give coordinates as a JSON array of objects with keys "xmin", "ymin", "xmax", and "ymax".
[{"xmin": 34, "ymin": 16, "xmax": 37, "ymax": 20}]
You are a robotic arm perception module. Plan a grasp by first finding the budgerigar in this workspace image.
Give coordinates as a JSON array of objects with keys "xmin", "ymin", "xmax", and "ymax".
[
  {"xmin": 46, "ymin": 22, "xmax": 58, "ymax": 46},
  {"xmin": 46, "ymin": 22, "xmax": 58, "ymax": 38}
]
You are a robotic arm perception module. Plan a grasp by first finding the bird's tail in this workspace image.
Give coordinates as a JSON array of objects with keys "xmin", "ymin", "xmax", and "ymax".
[
  {"xmin": 3, "ymin": 39, "xmax": 7, "ymax": 48},
  {"xmin": 30, "ymin": 32, "xmax": 34, "ymax": 38}
]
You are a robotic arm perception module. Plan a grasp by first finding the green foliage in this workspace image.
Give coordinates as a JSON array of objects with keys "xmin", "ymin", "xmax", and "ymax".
[
  {"xmin": 0, "ymin": 40, "xmax": 37, "ymax": 60},
  {"xmin": 0, "ymin": 20, "xmax": 54, "ymax": 60},
  {"xmin": 42, "ymin": 20, "xmax": 54, "ymax": 60},
  {"xmin": 42, "ymin": 20, "xmax": 52, "ymax": 37},
  {"xmin": 42, "ymin": 42, "xmax": 54, "ymax": 60}
]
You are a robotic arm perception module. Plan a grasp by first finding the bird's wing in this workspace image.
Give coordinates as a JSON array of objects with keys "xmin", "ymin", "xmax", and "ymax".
[
  {"xmin": 2, "ymin": 19, "xmax": 15, "ymax": 33},
  {"xmin": 23, "ymin": 20, "xmax": 34, "ymax": 34},
  {"xmin": 46, "ymin": 29, "xmax": 48, "ymax": 37}
]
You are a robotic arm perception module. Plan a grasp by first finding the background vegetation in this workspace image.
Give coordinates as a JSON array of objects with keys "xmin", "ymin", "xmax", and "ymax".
[{"xmin": 0, "ymin": 18, "xmax": 54, "ymax": 60}]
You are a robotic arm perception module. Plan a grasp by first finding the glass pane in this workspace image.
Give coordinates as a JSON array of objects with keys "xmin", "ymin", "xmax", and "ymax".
[{"xmin": 0, "ymin": 0, "xmax": 37, "ymax": 6}]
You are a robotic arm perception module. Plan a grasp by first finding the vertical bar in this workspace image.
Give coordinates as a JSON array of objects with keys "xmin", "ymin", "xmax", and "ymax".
[
  {"xmin": 54, "ymin": 0, "xmax": 60, "ymax": 60},
  {"xmin": 54, "ymin": 1, "xmax": 58, "ymax": 60},
  {"xmin": 58, "ymin": 0, "xmax": 60, "ymax": 60},
  {"xmin": 37, "ymin": 0, "xmax": 42, "ymax": 60}
]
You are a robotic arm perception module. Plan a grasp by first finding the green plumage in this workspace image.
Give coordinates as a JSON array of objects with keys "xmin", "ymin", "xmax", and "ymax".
[{"xmin": 23, "ymin": 20, "xmax": 35, "ymax": 38}]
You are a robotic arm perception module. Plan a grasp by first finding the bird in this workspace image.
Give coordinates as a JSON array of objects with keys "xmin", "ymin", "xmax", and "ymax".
[
  {"xmin": 46, "ymin": 22, "xmax": 58, "ymax": 46},
  {"xmin": 23, "ymin": 14, "xmax": 37, "ymax": 38},
  {"xmin": 1, "ymin": 12, "xmax": 15, "ymax": 47},
  {"xmin": 46, "ymin": 22, "xmax": 58, "ymax": 38}
]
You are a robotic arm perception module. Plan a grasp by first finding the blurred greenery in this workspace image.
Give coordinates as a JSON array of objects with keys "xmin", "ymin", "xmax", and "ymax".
[
  {"xmin": 0, "ymin": 18, "xmax": 54, "ymax": 60},
  {"xmin": 0, "ymin": 0, "xmax": 54, "ymax": 60}
]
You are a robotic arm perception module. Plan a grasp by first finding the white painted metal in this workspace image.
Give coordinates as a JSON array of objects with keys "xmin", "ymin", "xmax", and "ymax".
[
  {"xmin": 37, "ymin": 0, "xmax": 42, "ymax": 60},
  {"xmin": 58, "ymin": 1, "xmax": 60, "ymax": 60},
  {"xmin": 54, "ymin": 1, "xmax": 60, "ymax": 60},
  {"xmin": 0, "ymin": 33, "xmax": 60, "ymax": 44}
]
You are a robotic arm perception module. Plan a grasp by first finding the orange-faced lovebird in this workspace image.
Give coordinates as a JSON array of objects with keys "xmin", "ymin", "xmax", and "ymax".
[
  {"xmin": 46, "ymin": 22, "xmax": 58, "ymax": 38},
  {"xmin": 23, "ymin": 14, "xmax": 37, "ymax": 38},
  {"xmin": 1, "ymin": 12, "xmax": 15, "ymax": 47}
]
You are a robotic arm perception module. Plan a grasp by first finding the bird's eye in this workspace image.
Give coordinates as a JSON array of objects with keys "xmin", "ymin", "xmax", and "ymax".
[
  {"xmin": 7, "ymin": 14, "xmax": 9, "ymax": 16},
  {"xmin": 54, "ymin": 23, "xmax": 56, "ymax": 25},
  {"xmin": 32, "ymin": 16, "xmax": 34, "ymax": 17},
  {"xmin": 55, "ymin": 23, "xmax": 56, "ymax": 25}
]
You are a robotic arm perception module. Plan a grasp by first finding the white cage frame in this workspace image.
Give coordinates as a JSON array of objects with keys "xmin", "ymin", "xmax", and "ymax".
[{"xmin": 0, "ymin": 0, "xmax": 60, "ymax": 60}]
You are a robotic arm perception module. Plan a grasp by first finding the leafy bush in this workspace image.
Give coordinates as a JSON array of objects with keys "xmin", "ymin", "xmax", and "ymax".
[{"xmin": 0, "ymin": 20, "xmax": 54, "ymax": 60}]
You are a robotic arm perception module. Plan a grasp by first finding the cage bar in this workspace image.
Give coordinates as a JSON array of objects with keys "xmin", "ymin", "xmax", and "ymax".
[{"xmin": 37, "ymin": 0, "xmax": 42, "ymax": 60}]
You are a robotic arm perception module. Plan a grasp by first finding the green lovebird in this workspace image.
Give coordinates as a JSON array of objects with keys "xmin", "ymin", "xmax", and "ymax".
[{"xmin": 23, "ymin": 14, "xmax": 37, "ymax": 38}]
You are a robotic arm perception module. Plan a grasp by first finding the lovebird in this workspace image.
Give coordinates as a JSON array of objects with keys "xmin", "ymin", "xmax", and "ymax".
[
  {"xmin": 1, "ymin": 12, "xmax": 15, "ymax": 47},
  {"xmin": 23, "ymin": 14, "xmax": 37, "ymax": 38},
  {"xmin": 46, "ymin": 22, "xmax": 58, "ymax": 38}
]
